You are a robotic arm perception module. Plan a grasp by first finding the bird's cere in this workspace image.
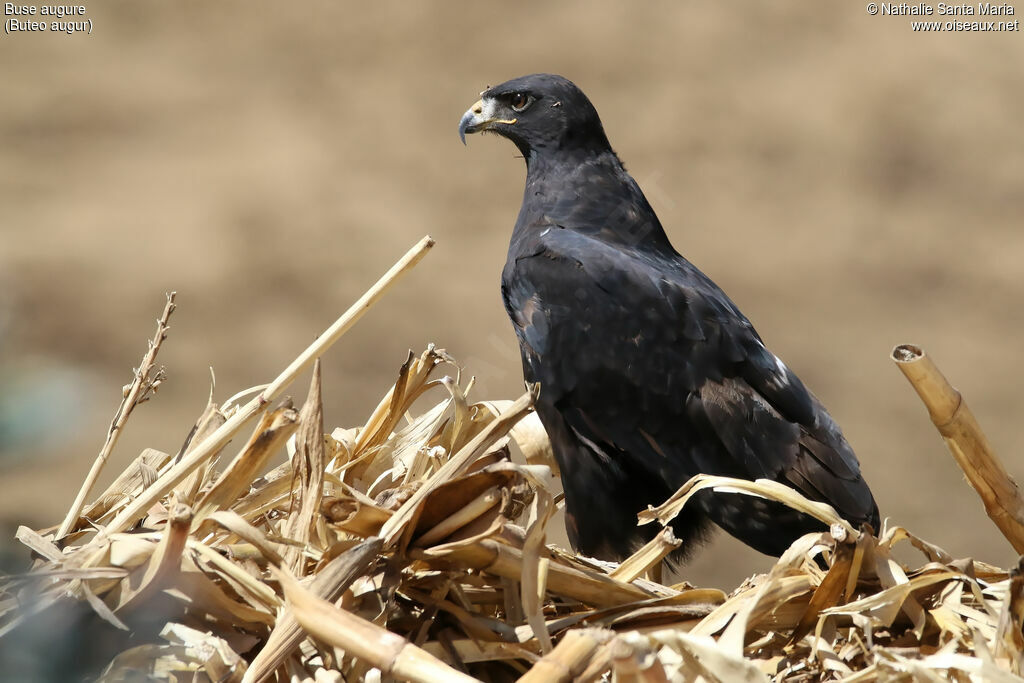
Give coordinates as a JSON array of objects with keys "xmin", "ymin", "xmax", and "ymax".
[{"xmin": 458, "ymin": 97, "xmax": 516, "ymax": 144}]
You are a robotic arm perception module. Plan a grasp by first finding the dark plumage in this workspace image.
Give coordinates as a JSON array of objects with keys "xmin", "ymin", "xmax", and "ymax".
[{"xmin": 459, "ymin": 74, "xmax": 879, "ymax": 562}]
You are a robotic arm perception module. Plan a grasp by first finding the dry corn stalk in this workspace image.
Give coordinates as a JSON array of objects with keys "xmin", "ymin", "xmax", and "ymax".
[
  {"xmin": 893, "ymin": 343, "xmax": 1024, "ymax": 553},
  {"xmin": 5, "ymin": 240, "xmax": 1024, "ymax": 682}
]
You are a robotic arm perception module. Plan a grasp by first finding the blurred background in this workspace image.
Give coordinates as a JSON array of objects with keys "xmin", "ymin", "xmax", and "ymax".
[{"xmin": 1, "ymin": 1, "xmax": 1021, "ymax": 589}]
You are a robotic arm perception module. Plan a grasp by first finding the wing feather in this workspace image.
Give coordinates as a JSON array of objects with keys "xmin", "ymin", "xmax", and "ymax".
[{"xmin": 503, "ymin": 226, "xmax": 878, "ymax": 532}]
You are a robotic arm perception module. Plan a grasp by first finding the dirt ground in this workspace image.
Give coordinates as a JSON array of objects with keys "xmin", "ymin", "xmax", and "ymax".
[{"xmin": 1, "ymin": 1, "xmax": 1022, "ymax": 589}]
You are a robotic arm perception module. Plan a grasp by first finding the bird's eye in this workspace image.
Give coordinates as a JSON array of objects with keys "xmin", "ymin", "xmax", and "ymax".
[{"xmin": 509, "ymin": 92, "xmax": 532, "ymax": 112}]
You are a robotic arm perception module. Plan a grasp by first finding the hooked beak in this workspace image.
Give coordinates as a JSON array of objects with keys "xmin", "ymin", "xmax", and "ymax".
[{"xmin": 458, "ymin": 97, "xmax": 517, "ymax": 145}]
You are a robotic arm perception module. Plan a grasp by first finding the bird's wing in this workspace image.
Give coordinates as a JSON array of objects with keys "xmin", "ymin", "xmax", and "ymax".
[{"xmin": 505, "ymin": 226, "xmax": 876, "ymax": 524}]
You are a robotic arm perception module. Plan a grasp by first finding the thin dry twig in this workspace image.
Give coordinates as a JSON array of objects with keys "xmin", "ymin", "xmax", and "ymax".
[
  {"xmin": 57, "ymin": 291, "xmax": 176, "ymax": 539},
  {"xmin": 99, "ymin": 236, "xmax": 434, "ymax": 539}
]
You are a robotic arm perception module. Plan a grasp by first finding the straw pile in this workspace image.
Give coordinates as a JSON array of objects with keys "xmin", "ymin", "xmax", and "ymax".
[{"xmin": 4, "ymin": 237, "xmax": 1024, "ymax": 682}]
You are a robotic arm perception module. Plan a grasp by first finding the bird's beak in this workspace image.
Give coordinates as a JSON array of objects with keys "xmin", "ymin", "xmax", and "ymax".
[{"xmin": 458, "ymin": 98, "xmax": 517, "ymax": 145}]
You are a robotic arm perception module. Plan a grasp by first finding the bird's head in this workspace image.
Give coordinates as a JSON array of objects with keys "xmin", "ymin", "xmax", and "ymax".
[{"xmin": 458, "ymin": 73, "xmax": 611, "ymax": 161}]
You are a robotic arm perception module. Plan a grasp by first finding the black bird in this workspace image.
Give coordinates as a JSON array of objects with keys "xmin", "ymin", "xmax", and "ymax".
[{"xmin": 459, "ymin": 74, "xmax": 879, "ymax": 562}]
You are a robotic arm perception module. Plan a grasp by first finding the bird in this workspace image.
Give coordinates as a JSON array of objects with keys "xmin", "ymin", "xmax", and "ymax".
[{"xmin": 458, "ymin": 74, "xmax": 879, "ymax": 563}]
